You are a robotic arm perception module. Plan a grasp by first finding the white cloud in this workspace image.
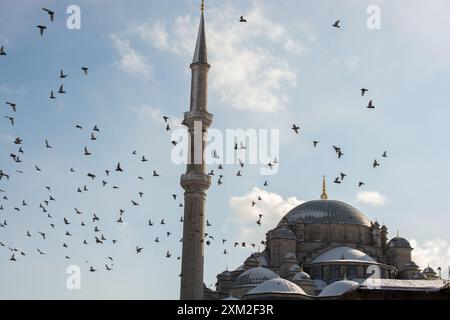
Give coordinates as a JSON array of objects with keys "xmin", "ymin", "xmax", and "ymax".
[
  {"xmin": 229, "ymin": 187, "xmax": 303, "ymax": 243},
  {"xmin": 356, "ymin": 191, "xmax": 387, "ymax": 207},
  {"xmin": 134, "ymin": 3, "xmax": 312, "ymax": 112},
  {"xmin": 410, "ymin": 238, "xmax": 450, "ymax": 278},
  {"xmin": 110, "ymin": 34, "xmax": 152, "ymax": 79}
]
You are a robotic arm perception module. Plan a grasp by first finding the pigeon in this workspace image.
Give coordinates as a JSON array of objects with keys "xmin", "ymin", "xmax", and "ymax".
[
  {"xmin": 58, "ymin": 84, "xmax": 66, "ymax": 94},
  {"xmin": 361, "ymin": 88, "xmax": 368, "ymax": 96},
  {"xmin": 93, "ymin": 125, "xmax": 100, "ymax": 132},
  {"xmin": 81, "ymin": 67, "xmax": 89, "ymax": 75},
  {"xmin": 153, "ymin": 170, "xmax": 160, "ymax": 177},
  {"xmin": 45, "ymin": 139, "xmax": 52, "ymax": 148},
  {"xmin": 50, "ymin": 91, "xmax": 55, "ymax": 99},
  {"xmin": 37, "ymin": 25, "xmax": 47, "ymax": 36},
  {"xmin": 367, "ymin": 100, "xmax": 375, "ymax": 109},
  {"xmin": 42, "ymin": 8, "xmax": 55, "ymax": 21},
  {"xmin": 382, "ymin": 151, "xmax": 388, "ymax": 158},
  {"xmin": 4, "ymin": 116, "xmax": 14, "ymax": 126},
  {"xmin": 60, "ymin": 69, "xmax": 68, "ymax": 78},
  {"xmin": 0, "ymin": 46, "xmax": 6, "ymax": 56},
  {"xmin": 332, "ymin": 20, "xmax": 341, "ymax": 28},
  {"xmin": 334, "ymin": 177, "xmax": 341, "ymax": 184},
  {"xmin": 358, "ymin": 182, "xmax": 365, "ymax": 187},
  {"xmin": 373, "ymin": 159, "xmax": 380, "ymax": 168},
  {"xmin": 292, "ymin": 124, "xmax": 300, "ymax": 134},
  {"xmin": 84, "ymin": 147, "xmax": 91, "ymax": 155},
  {"xmin": 116, "ymin": 162, "xmax": 123, "ymax": 172},
  {"xmin": 239, "ymin": 16, "xmax": 247, "ymax": 23},
  {"xmin": 313, "ymin": 141, "xmax": 319, "ymax": 148},
  {"xmin": 6, "ymin": 101, "xmax": 16, "ymax": 112},
  {"xmin": 136, "ymin": 246, "xmax": 143, "ymax": 254},
  {"xmin": 163, "ymin": 116, "xmax": 169, "ymax": 122}
]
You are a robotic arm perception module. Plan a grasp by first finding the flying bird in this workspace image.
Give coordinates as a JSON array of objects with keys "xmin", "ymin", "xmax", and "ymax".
[
  {"xmin": 58, "ymin": 84, "xmax": 66, "ymax": 94},
  {"xmin": 42, "ymin": 8, "xmax": 55, "ymax": 21},
  {"xmin": 81, "ymin": 67, "xmax": 89, "ymax": 75},
  {"xmin": 361, "ymin": 88, "xmax": 368, "ymax": 96},
  {"xmin": 4, "ymin": 116, "xmax": 14, "ymax": 126},
  {"xmin": 49, "ymin": 91, "xmax": 55, "ymax": 99},
  {"xmin": 0, "ymin": 46, "xmax": 6, "ymax": 56},
  {"xmin": 292, "ymin": 124, "xmax": 300, "ymax": 134},
  {"xmin": 37, "ymin": 25, "xmax": 47, "ymax": 36},
  {"xmin": 332, "ymin": 20, "xmax": 341, "ymax": 28},
  {"xmin": 367, "ymin": 100, "xmax": 375, "ymax": 109},
  {"xmin": 313, "ymin": 141, "xmax": 319, "ymax": 148},
  {"xmin": 60, "ymin": 69, "xmax": 68, "ymax": 78},
  {"xmin": 239, "ymin": 16, "xmax": 247, "ymax": 23},
  {"xmin": 373, "ymin": 159, "xmax": 380, "ymax": 168},
  {"xmin": 5, "ymin": 101, "xmax": 16, "ymax": 112}
]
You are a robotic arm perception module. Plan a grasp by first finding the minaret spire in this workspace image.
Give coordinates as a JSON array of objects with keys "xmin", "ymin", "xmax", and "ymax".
[
  {"xmin": 320, "ymin": 175, "xmax": 328, "ymax": 200},
  {"xmin": 179, "ymin": 2, "xmax": 213, "ymax": 300}
]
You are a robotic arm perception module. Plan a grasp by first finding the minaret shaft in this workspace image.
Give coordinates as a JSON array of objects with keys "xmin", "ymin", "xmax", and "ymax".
[{"xmin": 179, "ymin": 9, "xmax": 213, "ymax": 300}]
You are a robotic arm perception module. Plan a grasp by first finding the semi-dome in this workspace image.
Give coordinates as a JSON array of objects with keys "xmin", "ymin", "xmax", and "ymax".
[
  {"xmin": 293, "ymin": 271, "xmax": 311, "ymax": 281},
  {"xmin": 289, "ymin": 264, "xmax": 301, "ymax": 272},
  {"xmin": 308, "ymin": 246, "xmax": 377, "ymax": 264},
  {"xmin": 247, "ymin": 277, "xmax": 306, "ymax": 295},
  {"xmin": 387, "ymin": 237, "xmax": 412, "ymax": 249},
  {"xmin": 283, "ymin": 200, "xmax": 371, "ymax": 227},
  {"xmin": 234, "ymin": 266, "xmax": 278, "ymax": 287},
  {"xmin": 272, "ymin": 227, "xmax": 296, "ymax": 240},
  {"xmin": 319, "ymin": 279, "xmax": 359, "ymax": 297}
]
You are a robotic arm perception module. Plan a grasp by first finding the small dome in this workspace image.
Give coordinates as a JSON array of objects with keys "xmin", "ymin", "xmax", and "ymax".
[
  {"xmin": 319, "ymin": 279, "xmax": 359, "ymax": 297},
  {"xmin": 272, "ymin": 228, "xmax": 296, "ymax": 240},
  {"xmin": 222, "ymin": 296, "xmax": 239, "ymax": 300},
  {"xmin": 284, "ymin": 252, "xmax": 297, "ymax": 259},
  {"xmin": 309, "ymin": 246, "xmax": 376, "ymax": 264},
  {"xmin": 283, "ymin": 200, "xmax": 371, "ymax": 227},
  {"xmin": 219, "ymin": 270, "xmax": 231, "ymax": 277},
  {"xmin": 234, "ymin": 266, "xmax": 278, "ymax": 287},
  {"xmin": 293, "ymin": 271, "xmax": 311, "ymax": 281},
  {"xmin": 412, "ymin": 272, "xmax": 427, "ymax": 280},
  {"xmin": 423, "ymin": 266, "xmax": 435, "ymax": 274},
  {"xmin": 387, "ymin": 237, "xmax": 412, "ymax": 249},
  {"xmin": 247, "ymin": 277, "xmax": 306, "ymax": 295},
  {"xmin": 401, "ymin": 261, "xmax": 419, "ymax": 269},
  {"xmin": 289, "ymin": 264, "xmax": 301, "ymax": 272}
]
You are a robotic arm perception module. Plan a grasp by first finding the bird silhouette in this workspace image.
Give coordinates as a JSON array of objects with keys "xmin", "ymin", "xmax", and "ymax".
[
  {"xmin": 373, "ymin": 159, "xmax": 380, "ymax": 168},
  {"xmin": 136, "ymin": 246, "xmax": 143, "ymax": 254},
  {"xmin": 292, "ymin": 124, "xmax": 300, "ymax": 134},
  {"xmin": 58, "ymin": 84, "xmax": 66, "ymax": 94},
  {"xmin": 5, "ymin": 101, "xmax": 16, "ymax": 112},
  {"xmin": 0, "ymin": 46, "xmax": 6, "ymax": 56},
  {"xmin": 37, "ymin": 25, "xmax": 47, "ymax": 36},
  {"xmin": 332, "ymin": 20, "xmax": 341, "ymax": 28},
  {"xmin": 239, "ymin": 16, "xmax": 247, "ymax": 23},
  {"xmin": 42, "ymin": 8, "xmax": 55, "ymax": 21},
  {"xmin": 367, "ymin": 100, "xmax": 375, "ymax": 109},
  {"xmin": 361, "ymin": 88, "xmax": 368, "ymax": 96},
  {"xmin": 81, "ymin": 67, "xmax": 89, "ymax": 75}
]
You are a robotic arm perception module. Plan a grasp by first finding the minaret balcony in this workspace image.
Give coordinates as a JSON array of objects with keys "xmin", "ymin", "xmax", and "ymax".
[
  {"xmin": 184, "ymin": 110, "xmax": 213, "ymax": 128},
  {"xmin": 181, "ymin": 172, "xmax": 211, "ymax": 191}
]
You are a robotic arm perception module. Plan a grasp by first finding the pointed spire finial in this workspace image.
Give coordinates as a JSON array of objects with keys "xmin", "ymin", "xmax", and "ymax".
[
  {"xmin": 320, "ymin": 175, "xmax": 328, "ymax": 200},
  {"xmin": 201, "ymin": 0, "xmax": 205, "ymax": 12}
]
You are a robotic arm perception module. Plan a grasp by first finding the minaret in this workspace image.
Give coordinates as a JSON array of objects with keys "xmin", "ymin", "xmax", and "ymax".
[
  {"xmin": 320, "ymin": 176, "xmax": 328, "ymax": 200},
  {"xmin": 179, "ymin": 0, "xmax": 213, "ymax": 300}
]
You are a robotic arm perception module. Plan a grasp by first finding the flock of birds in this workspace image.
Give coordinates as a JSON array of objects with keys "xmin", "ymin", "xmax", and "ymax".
[{"xmin": 0, "ymin": 7, "xmax": 389, "ymax": 285}]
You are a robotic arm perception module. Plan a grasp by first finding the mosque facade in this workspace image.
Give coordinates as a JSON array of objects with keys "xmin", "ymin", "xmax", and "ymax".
[{"xmin": 207, "ymin": 179, "xmax": 448, "ymax": 300}]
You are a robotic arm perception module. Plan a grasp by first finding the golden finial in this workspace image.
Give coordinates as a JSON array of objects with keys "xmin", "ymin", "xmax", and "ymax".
[
  {"xmin": 201, "ymin": 0, "xmax": 205, "ymax": 12},
  {"xmin": 320, "ymin": 175, "xmax": 328, "ymax": 200}
]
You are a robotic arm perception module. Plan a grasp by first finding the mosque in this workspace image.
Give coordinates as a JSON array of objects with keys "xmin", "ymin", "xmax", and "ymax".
[
  {"xmin": 179, "ymin": 2, "xmax": 449, "ymax": 300},
  {"xmin": 207, "ymin": 178, "xmax": 448, "ymax": 300}
]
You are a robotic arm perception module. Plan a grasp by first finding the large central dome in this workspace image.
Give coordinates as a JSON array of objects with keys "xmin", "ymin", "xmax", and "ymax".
[{"xmin": 283, "ymin": 200, "xmax": 371, "ymax": 227}]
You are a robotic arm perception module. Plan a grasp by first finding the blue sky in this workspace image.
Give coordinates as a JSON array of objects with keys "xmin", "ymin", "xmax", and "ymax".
[{"xmin": 1, "ymin": 0, "xmax": 450, "ymax": 299}]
